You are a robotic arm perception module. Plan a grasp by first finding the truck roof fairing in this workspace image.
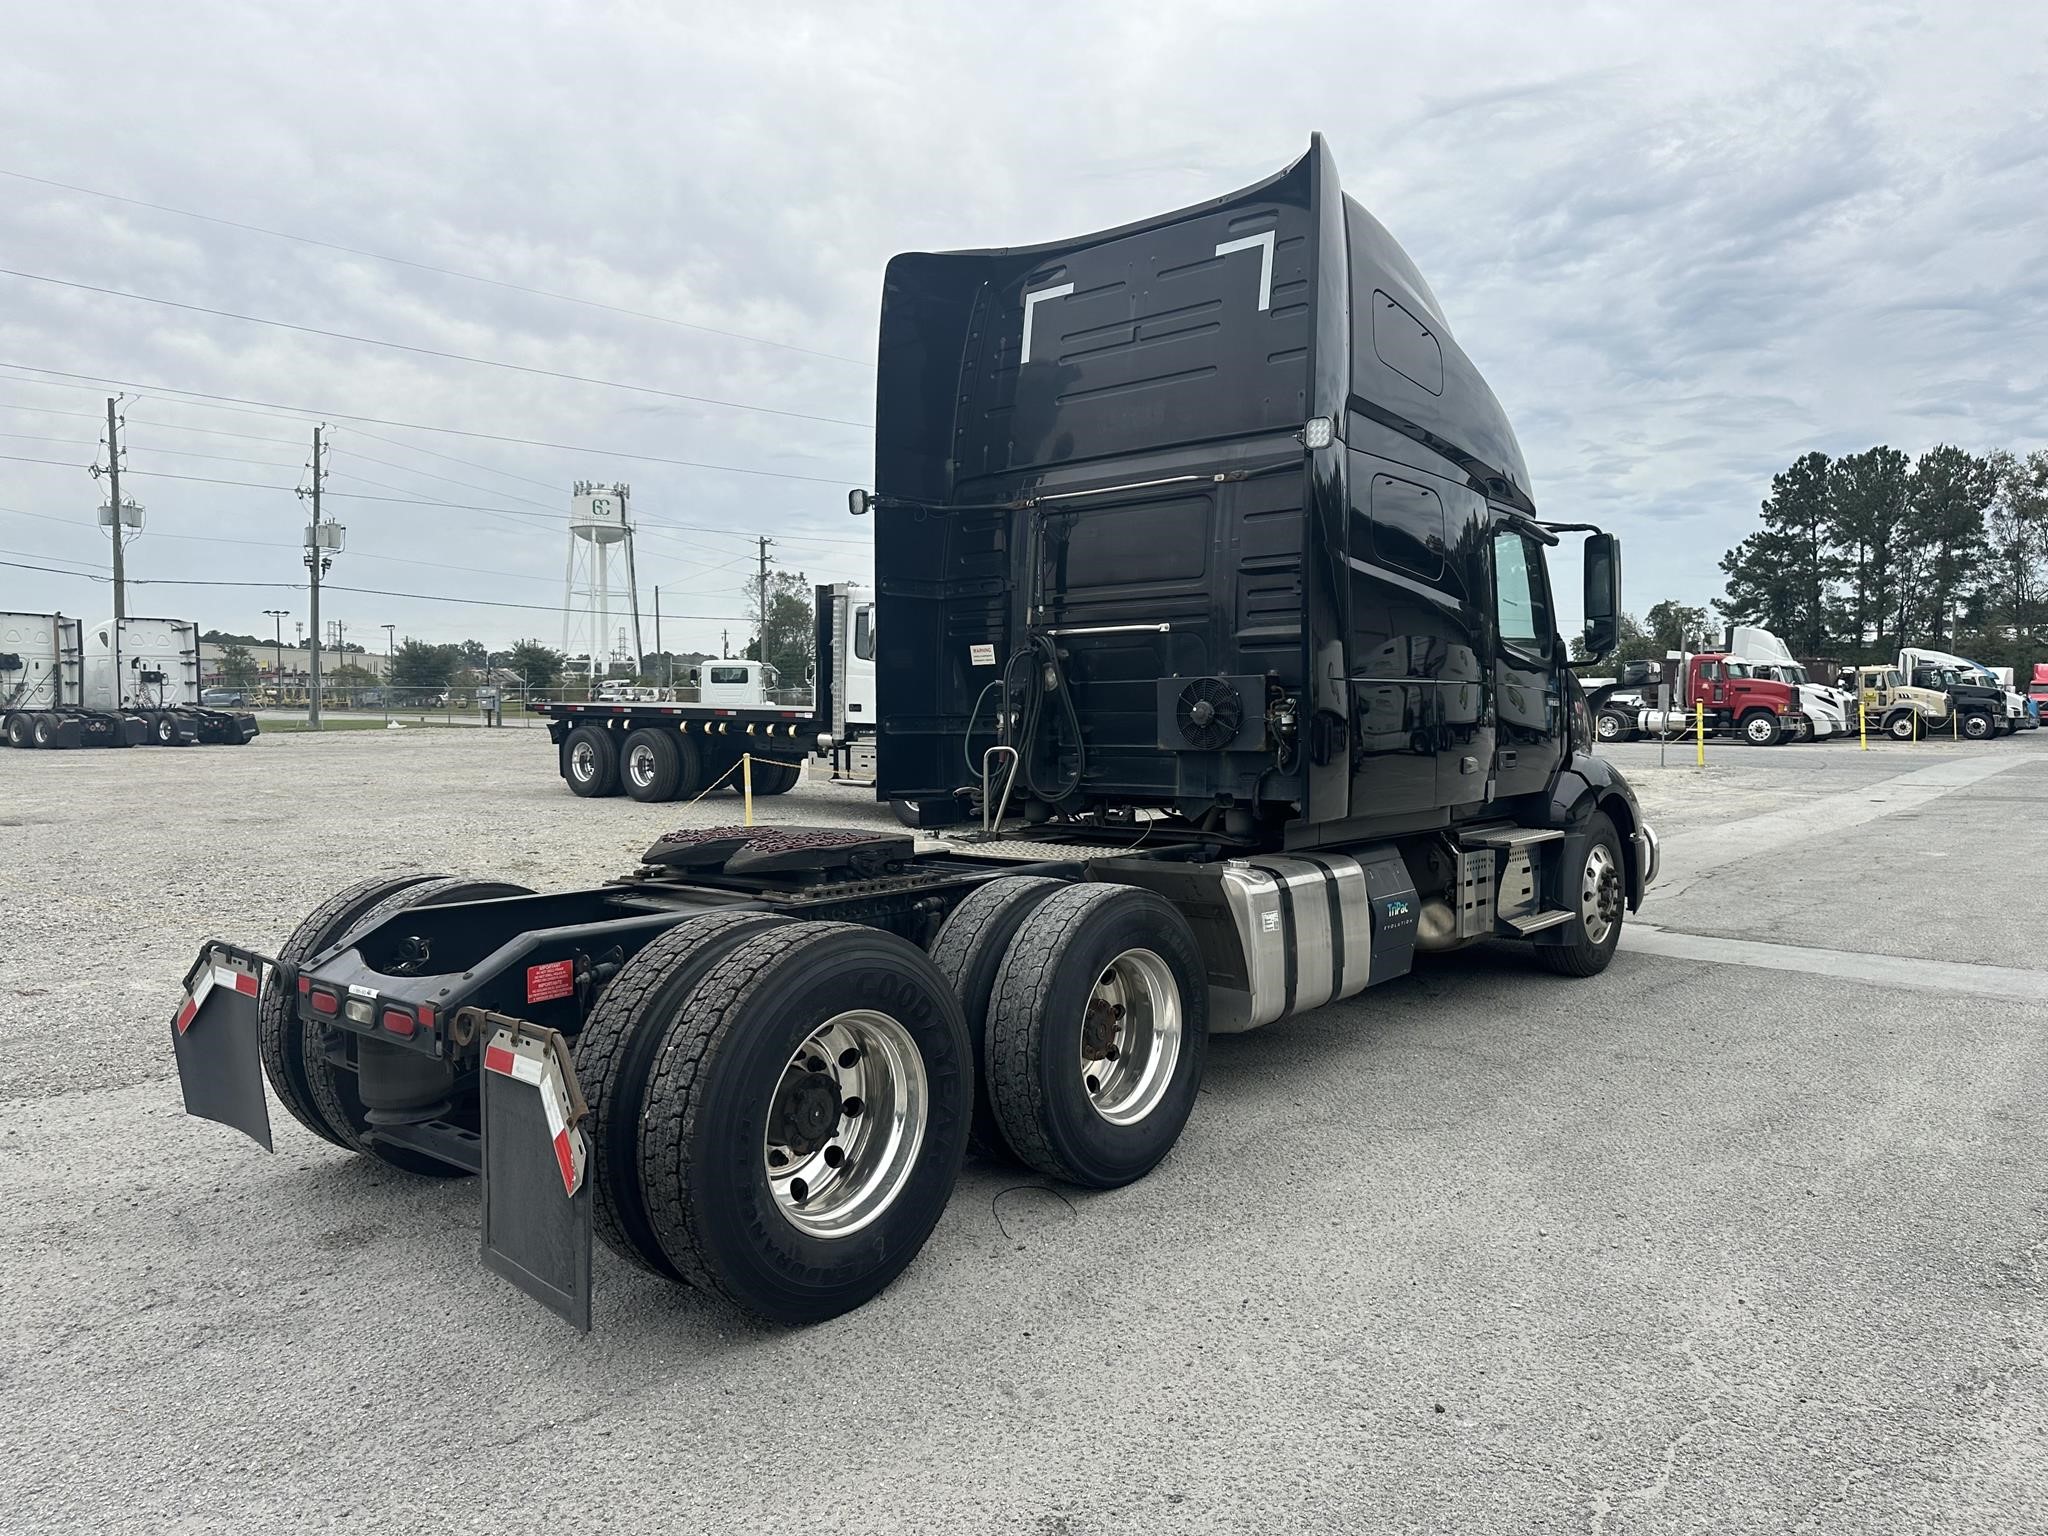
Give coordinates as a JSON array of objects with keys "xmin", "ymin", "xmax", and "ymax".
[{"xmin": 874, "ymin": 134, "xmax": 1533, "ymax": 514}]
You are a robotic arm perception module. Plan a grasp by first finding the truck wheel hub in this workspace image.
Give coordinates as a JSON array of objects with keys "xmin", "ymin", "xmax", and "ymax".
[
  {"xmin": 762, "ymin": 1010, "xmax": 928, "ymax": 1239},
  {"xmin": 1079, "ymin": 949, "xmax": 1182, "ymax": 1127}
]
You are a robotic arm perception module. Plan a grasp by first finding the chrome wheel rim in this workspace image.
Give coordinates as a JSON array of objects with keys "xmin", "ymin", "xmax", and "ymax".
[
  {"xmin": 763, "ymin": 1009, "xmax": 927, "ymax": 1240},
  {"xmin": 1745, "ymin": 716, "xmax": 1773, "ymax": 743},
  {"xmin": 1079, "ymin": 948, "xmax": 1182, "ymax": 1126},
  {"xmin": 1596, "ymin": 714, "xmax": 1620, "ymax": 741},
  {"xmin": 627, "ymin": 742, "xmax": 656, "ymax": 788},
  {"xmin": 570, "ymin": 739, "xmax": 597, "ymax": 780},
  {"xmin": 1581, "ymin": 843, "xmax": 1623, "ymax": 946}
]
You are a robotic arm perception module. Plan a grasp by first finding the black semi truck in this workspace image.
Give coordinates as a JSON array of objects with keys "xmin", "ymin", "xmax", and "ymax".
[{"xmin": 171, "ymin": 137, "xmax": 1658, "ymax": 1329}]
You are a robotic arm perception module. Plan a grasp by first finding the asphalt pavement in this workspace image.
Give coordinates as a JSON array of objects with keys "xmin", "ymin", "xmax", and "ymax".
[{"xmin": 2, "ymin": 729, "xmax": 2042, "ymax": 1533}]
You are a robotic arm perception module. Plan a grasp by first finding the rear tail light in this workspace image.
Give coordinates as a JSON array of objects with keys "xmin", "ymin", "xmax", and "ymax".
[
  {"xmin": 309, "ymin": 989, "xmax": 339, "ymax": 1016},
  {"xmin": 417, "ymin": 1003, "xmax": 437, "ymax": 1032},
  {"xmin": 297, "ymin": 975, "xmax": 311, "ymax": 994},
  {"xmin": 381, "ymin": 1009, "xmax": 416, "ymax": 1038}
]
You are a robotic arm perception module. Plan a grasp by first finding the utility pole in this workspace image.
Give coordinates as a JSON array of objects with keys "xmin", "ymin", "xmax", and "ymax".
[
  {"xmin": 264, "ymin": 609, "xmax": 288, "ymax": 706},
  {"xmin": 381, "ymin": 623, "xmax": 396, "ymax": 724},
  {"xmin": 756, "ymin": 535, "xmax": 774, "ymax": 664},
  {"xmin": 106, "ymin": 398, "xmax": 127, "ymax": 620},
  {"xmin": 653, "ymin": 585, "xmax": 666, "ymax": 688},
  {"xmin": 721, "ymin": 627, "xmax": 730, "ymax": 660},
  {"xmin": 305, "ymin": 426, "xmax": 326, "ymax": 729}
]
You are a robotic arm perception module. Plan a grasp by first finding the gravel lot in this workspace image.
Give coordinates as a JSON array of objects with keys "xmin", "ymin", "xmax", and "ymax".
[{"xmin": 3, "ymin": 726, "xmax": 2044, "ymax": 1533}]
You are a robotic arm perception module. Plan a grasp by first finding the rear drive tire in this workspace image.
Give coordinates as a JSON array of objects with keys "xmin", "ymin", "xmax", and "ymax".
[
  {"xmin": 890, "ymin": 800, "xmax": 921, "ymax": 828},
  {"xmin": 563, "ymin": 724, "xmax": 620, "ymax": 797},
  {"xmin": 926, "ymin": 876, "xmax": 1066, "ymax": 1157},
  {"xmin": 3, "ymin": 713, "xmax": 31, "ymax": 748},
  {"xmin": 621, "ymin": 727, "xmax": 685, "ymax": 802},
  {"xmin": 750, "ymin": 759, "xmax": 802, "ymax": 795},
  {"xmin": 259, "ymin": 873, "xmax": 445, "ymax": 1151},
  {"xmin": 638, "ymin": 923, "xmax": 971, "ymax": 1324},
  {"xmin": 1535, "ymin": 810, "xmax": 1625, "ymax": 978},
  {"xmin": 985, "ymin": 883, "xmax": 1209, "ymax": 1189},
  {"xmin": 302, "ymin": 877, "xmax": 533, "ymax": 1175},
  {"xmin": 31, "ymin": 714, "xmax": 63, "ymax": 748},
  {"xmin": 575, "ymin": 910, "xmax": 793, "ymax": 1278}
]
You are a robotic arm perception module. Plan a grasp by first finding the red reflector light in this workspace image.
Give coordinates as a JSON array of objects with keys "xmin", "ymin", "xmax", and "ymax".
[
  {"xmin": 297, "ymin": 975, "xmax": 311, "ymax": 994},
  {"xmin": 417, "ymin": 1002, "xmax": 437, "ymax": 1032},
  {"xmin": 309, "ymin": 990, "xmax": 339, "ymax": 1016},
  {"xmin": 381, "ymin": 1009, "xmax": 416, "ymax": 1038}
]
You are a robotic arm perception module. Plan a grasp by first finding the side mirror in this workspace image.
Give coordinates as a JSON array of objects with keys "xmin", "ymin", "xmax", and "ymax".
[
  {"xmin": 1582, "ymin": 532, "xmax": 1621, "ymax": 658},
  {"xmin": 847, "ymin": 488, "xmax": 872, "ymax": 517}
]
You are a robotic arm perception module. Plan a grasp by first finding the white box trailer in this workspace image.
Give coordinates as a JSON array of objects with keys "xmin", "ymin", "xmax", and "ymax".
[{"xmin": 1, "ymin": 612, "xmax": 258, "ymax": 749}]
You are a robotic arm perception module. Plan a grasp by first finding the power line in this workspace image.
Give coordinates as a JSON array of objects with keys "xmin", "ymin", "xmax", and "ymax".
[
  {"xmin": 0, "ymin": 166, "xmax": 874, "ymax": 369},
  {"xmin": 0, "ymin": 363, "xmax": 865, "ymax": 488},
  {"xmin": 0, "ymin": 267, "xmax": 873, "ymax": 429}
]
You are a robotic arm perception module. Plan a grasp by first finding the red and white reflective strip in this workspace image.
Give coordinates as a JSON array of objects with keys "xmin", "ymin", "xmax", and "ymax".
[
  {"xmin": 175, "ymin": 959, "xmax": 260, "ymax": 1034},
  {"xmin": 483, "ymin": 1027, "xmax": 588, "ymax": 1197}
]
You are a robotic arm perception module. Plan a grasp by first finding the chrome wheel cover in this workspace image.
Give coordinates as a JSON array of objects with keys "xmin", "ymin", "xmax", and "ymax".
[{"xmin": 1580, "ymin": 842, "xmax": 1623, "ymax": 946}]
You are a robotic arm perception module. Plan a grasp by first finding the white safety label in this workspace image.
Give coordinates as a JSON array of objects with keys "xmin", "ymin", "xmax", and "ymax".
[{"xmin": 969, "ymin": 644, "xmax": 997, "ymax": 666}]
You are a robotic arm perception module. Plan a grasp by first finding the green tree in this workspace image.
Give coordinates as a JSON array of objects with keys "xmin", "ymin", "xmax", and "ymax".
[
  {"xmin": 1826, "ymin": 446, "xmax": 1911, "ymax": 657},
  {"xmin": 217, "ymin": 643, "xmax": 259, "ymax": 688},
  {"xmin": 391, "ymin": 638, "xmax": 457, "ymax": 693},
  {"xmin": 1718, "ymin": 526, "xmax": 1804, "ymax": 640},
  {"xmin": 1645, "ymin": 600, "xmax": 1715, "ymax": 654},
  {"xmin": 506, "ymin": 638, "xmax": 566, "ymax": 692},
  {"xmin": 1905, "ymin": 445, "xmax": 1995, "ymax": 646},
  {"xmin": 455, "ymin": 639, "xmax": 490, "ymax": 667},
  {"xmin": 742, "ymin": 570, "xmax": 815, "ymax": 687},
  {"xmin": 1983, "ymin": 448, "xmax": 2048, "ymax": 649}
]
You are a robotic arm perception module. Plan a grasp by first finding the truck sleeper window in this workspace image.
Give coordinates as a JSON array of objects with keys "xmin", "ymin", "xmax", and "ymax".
[{"xmin": 709, "ymin": 665, "xmax": 749, "ymax": 685}]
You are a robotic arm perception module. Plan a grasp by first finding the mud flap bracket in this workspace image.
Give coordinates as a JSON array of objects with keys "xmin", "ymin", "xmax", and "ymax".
[
  {"xmin": 472, "ymin": 1010, "xmax": 593, "ymax": 1333},
  {"xmin": 171, "ymin": 942, "xmax": 275, "ymax": 1151}
]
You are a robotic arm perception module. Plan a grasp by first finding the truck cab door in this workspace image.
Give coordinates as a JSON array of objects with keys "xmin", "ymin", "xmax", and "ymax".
[{"xmin": 1489, "ymin": 524, "xmax": 1563, "ymax": 800}]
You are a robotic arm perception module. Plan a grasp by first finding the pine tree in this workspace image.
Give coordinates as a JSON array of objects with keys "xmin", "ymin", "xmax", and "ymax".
[
  {"xmin": 1825, "ymin": 446, "xmax": 1910, "ymax": 657},
  {"xmin": 1905, "ymin": 446, "xmax": 1996, "ymax": 646},
  {"xmin": 1718, "ymin": 451, "xmax": 1836, "ymax": 653}
]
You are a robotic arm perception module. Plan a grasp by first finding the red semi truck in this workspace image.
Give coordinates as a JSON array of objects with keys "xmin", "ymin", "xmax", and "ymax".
[{"xmin": 1594, "ymin": 651, "xmax": 1819, "ymax": 746}]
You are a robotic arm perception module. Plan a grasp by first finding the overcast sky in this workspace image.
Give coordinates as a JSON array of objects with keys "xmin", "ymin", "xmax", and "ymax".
[{"xmin": 2, "ymin": 0, "xmax": 2044, "ymax": 657}]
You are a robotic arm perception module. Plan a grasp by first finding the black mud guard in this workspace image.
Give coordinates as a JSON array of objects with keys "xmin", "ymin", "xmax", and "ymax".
[
  {"xmin": 475, "ymin": 1013, "xmax": 594, "ymax": 1333},
  {"xmin": 171, "ymin": 943, "xmax": 275, "ymax": 1151}
]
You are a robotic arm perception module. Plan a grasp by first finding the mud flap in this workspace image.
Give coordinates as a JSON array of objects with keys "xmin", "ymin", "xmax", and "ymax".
[
  {"xmin": 475, "ymin": 1014, "xmax": 593, "ymax": 1333},
  {"xmin": 171, "ymin": 943, "xmax": 275, "ymax": 1151}
]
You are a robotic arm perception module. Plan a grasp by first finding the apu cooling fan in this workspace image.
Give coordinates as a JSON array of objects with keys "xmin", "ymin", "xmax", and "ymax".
[{"xmin": 1174, "ymin": 676, "xmax": 1244, "ymax": 751}]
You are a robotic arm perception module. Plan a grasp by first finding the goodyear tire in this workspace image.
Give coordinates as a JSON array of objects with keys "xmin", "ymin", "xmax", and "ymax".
[
  {"xmin": 563, "ymin": 724, "xmax": 619, "ymax": 797},
  {"xmin": 1535, "ymin": 810, "xmax": 1625, "ymax": 977},
  {"xmin": 926, "ymin": 876, "xmax": 1066, "ymax": 1157},
  {"xmin": 574, "ymin": 910, "xmax": 793, "ymax": 1277},
  {"xmin": 302, "ymin": 877, "xmax": 533, "ymax": 1176},
  {"xmin": 638, "ymin": 923, "xmax": 970, "ymax": 1324},
  {"xmin": 621, "ymin": 726, "xmax": 690, "ymax": 803},
  {"xmin": 985, "ymin": 883, "xmax": 1209, "ymax": 1189},
  {"xmin": 259, "ymin": 873, "xmax": 445, "ymax": 1151}
]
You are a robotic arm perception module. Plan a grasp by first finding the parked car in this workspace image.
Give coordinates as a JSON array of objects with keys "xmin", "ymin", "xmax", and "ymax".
[{"xmin": 200, "ymin": 688, "xmax": 246, "ymax": 706}]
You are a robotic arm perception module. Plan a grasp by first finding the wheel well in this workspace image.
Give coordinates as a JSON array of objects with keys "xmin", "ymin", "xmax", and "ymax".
[{"xmin": 1597, "ymin": 791, "xmax": 1643, "ymax": 905}]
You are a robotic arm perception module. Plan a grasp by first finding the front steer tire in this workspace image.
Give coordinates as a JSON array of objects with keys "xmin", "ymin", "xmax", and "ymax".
[
  {"xmin": 575, "ymin": 910, "xmax": 793, "ymax": 1278},
  {"xmin": 985, "ymin": 883, "xmax": 1209, "ymax": 1190},
  {"xmin": 638, "ymin": 923, "xmax": 971, "ymax": 1325},
  {"xmin": 1535, "ymin": 810, "xmax": 1626, "ymax": 978}
]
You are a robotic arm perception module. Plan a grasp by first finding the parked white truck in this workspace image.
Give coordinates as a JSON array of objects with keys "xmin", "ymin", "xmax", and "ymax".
[{"xmin": 1, "ymin": 612, "xmax": 259, "ymax": 748}]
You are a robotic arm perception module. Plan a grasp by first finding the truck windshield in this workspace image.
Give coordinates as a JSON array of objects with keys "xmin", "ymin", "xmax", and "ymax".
[{"xmin": 1723, "ymin": 661, "xmax": 1753, "ymax": 678}]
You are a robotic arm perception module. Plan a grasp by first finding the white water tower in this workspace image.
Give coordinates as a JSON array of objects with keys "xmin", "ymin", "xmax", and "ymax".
[{"xmin": 561, "ymin": 482, "xmax": 643, "ymax": 681}]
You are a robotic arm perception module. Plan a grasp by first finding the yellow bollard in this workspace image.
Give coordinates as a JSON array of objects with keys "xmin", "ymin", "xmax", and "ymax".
[
  {"xmin": 742, "ymin": 753, "xmax": 754, "ymax": 826},
  {"xmin": 1695, "ymin": 699, "xmax": 1706, "ymax": 766},
  {"xmin": 1859, "ymin": 702, "xmax": 1868, "ymax": 750}
]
